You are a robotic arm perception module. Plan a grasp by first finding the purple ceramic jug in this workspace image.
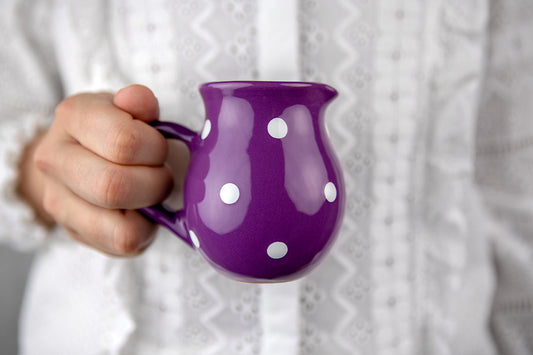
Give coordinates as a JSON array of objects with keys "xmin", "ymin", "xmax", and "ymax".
[{"xmin": 140, "ymin": 81, "xmax": 344, "ymax": 282}]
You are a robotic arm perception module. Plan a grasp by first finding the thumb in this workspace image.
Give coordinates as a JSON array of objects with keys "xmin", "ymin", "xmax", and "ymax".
[{"xmin": 113, "ymin": 84, "xmax": 160, "ymax": 123}]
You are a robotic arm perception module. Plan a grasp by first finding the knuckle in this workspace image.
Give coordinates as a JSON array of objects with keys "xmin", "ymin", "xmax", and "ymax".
[
  {"xmin": 42, "ymin": 189, "xmax": 60, "ymax": 221},
  {"xmin": 96, "ymin": 166, "xmax": 130, "ymax": 207},
  {"xmin": 33, "ymin": 143, "xmax": 51, "ymax": 173},
  {"xmin": 54, "ymin": 95, "xmax": 78, "ymax": 121},
  {"xmin": 112, "ymin": 221, "xmax": 145, "ymax": 255},
  {"xmin": 107, "ymin": 122, "xmax": 141, "ymax": 163}
]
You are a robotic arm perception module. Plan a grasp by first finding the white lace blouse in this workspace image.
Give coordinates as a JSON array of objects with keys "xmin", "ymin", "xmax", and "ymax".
[{"xmin": 1, "ymin": 0, "xmax": 533, "ymax": 354}]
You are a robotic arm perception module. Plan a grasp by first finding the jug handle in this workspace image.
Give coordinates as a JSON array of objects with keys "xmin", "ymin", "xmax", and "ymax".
[{"xmin": 138, "ymin": 121, "xmax": 198, "ymax": 248}]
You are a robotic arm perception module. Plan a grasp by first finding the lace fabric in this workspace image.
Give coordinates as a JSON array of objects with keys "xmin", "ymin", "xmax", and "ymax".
[
  {"xmin": 475, "ymin": 1, "xmax": 533, "ymax": 354},
  {"xmin": 1, "ymin": 0, "xmax": 532, "ymax": 354}
]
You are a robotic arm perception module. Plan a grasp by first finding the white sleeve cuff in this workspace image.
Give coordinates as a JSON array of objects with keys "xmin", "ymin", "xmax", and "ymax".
[{"xmin": 0, "ymin": 112, "xmax": 55, "ymax": 252}]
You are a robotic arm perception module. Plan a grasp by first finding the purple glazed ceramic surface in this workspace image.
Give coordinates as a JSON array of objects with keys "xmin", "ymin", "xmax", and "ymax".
[{"xmin": 140, "ymin": 81, "xmax": 345, "ymax": 283}]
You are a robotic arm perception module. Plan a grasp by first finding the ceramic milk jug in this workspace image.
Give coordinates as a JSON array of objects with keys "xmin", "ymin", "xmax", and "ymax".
[{"xmin": 140, "ymin": 81, "xmax": 344, "ymax": 282}]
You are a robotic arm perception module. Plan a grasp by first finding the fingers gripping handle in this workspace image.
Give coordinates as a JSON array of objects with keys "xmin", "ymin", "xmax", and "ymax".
[{"xmin": 138, "ymin": 121, "xmax": 198, "ymax": 248}]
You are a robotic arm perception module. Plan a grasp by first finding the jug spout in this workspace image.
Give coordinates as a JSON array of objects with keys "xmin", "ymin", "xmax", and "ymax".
[
  {"xmin": 277, "ymin": 81, "xmax": 338, "ymax": 104},
  {"xmin": 321, "ymin": 84, "xmax": 338, "ymax": 104},
  {"xmin": 295, "ymin": 82, "xmax": 337, "ymax": 113}
]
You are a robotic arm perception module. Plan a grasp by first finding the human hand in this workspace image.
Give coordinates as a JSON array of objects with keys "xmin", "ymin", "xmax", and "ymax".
[{"xmin": 33, "ymin": 85, "xmax": 173, "ymax": 256}]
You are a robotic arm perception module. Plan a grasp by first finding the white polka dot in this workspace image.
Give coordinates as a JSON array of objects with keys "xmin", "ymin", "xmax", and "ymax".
[
  {"xmin": 201, "ymin": 119, "xmax": 212, "ymax": 140},
  {"xmin": 189, "ymin": 230, "xmax": 200, "ymax": 248},
  {"xmin": 324, "ymin": 182, "xmax": 337, "ymax": 202},
  {"xmin": 267, "ymin": 118, "xmax": 288, "ymax": 139},
  {"xmin": 220, "ymin": 183, "xmax": 240, "ymax": 204},
  {"xmin": 267, "ymin": 242, "xmax": 288, "ymax": 259}
]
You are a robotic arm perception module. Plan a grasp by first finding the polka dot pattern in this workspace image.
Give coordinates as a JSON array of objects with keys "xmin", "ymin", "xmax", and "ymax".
[
  {"xmin": 324, "ymin": 182, "xmax": 337, "ymax": 202},
  {"xmin": 189, "ymin": 230, "xmax": 200, "ymax": 248},
  {"xmin": 220, "ymin": 183, "xmax": 240, "ymax": 204},
  {"xmin": 267, "ymin": 117, "xmax": 288, "ymax": 139},
  {"xmin": 201, "ymin": 119, "xmax": 211, "ymax": 139},
  {"xmin": 267, "ymin": 242, "xmax": 288, "ymax": 259}
]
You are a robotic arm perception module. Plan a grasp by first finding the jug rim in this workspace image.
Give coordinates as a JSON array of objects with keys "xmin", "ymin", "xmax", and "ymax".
[{"xmin": 200, "ymin": 80, "xmax": 337, "ymax": 96}]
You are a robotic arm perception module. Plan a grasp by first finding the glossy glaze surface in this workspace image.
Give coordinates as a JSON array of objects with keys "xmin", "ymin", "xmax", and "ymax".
[{"xmin": 140, "ymin": 81, "xmax": 345, "ymax": 282}]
